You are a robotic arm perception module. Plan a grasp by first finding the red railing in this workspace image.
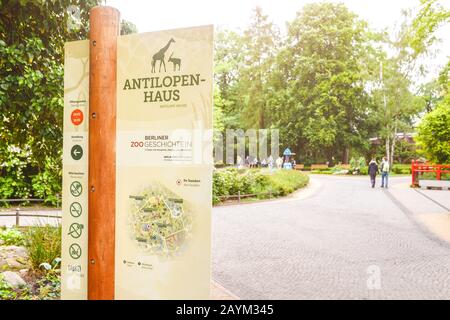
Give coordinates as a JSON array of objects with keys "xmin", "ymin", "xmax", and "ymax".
[{"xmin": 411, "ymin": 160, "xmax": 450, "ymax": 186}]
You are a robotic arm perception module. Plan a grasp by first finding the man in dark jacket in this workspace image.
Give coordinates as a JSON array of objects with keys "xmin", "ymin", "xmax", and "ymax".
[{"xmin": 368, "ymin": 158, "xmax": 378, "ymax": 188}]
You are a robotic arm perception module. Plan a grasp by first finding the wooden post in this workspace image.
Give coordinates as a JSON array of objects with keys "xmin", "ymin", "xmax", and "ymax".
[
  {"xmin": 88, "ymin": 6, "xmax": 120, "ymax": 300},
  {"xmin": 15, "ymin": 208, "xmax": 20, "ymax": 227}
]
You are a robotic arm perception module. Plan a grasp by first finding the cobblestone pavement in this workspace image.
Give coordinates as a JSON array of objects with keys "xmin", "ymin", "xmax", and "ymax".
[{"xmin": 212, "ymin": 175, "xmax": 450, "ymax": 299}]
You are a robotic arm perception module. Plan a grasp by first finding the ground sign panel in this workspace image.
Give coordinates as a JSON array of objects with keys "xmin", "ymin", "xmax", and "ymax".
[
  {"xmin": 61, "ymin": 40, "xmax": 90, "ymax": 299},
  {"xmin": 61, "ymin": 26, "xmax": 213, "ymax": 299}
]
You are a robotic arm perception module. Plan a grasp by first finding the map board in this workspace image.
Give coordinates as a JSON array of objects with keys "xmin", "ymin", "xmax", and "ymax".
[{"xmin": 115, "ymin": 25, "xmax": 213, "ymax": 299}]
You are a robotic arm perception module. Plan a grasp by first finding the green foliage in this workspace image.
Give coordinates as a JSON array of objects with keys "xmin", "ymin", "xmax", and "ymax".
[
  {"xmin": 24, "ymin": 225, "xmax": 61, "ymax": 270},
  {"xmin": 264, "ymin": 170, "xmax": 309, "ymax": 196},
  {"xmin": 239, "ymin": 6, "xmax": 280, "ymax": 129},
  {"xmin": 213, "ymin": 168, "xmax": 309, "ymax": 204},
  {"xmin": 410, "ymin": 0, "xmax": 450, "ymax": 56},
  {"xmin": 393, "ymin": 139, "xmax": 419, "ymax": 164},
  {"xmin": 0, "ymin": 145, "xmax": 32, "ymax": 199},
  {"xmin": 349, "ymin": 157, "xmax": 367, "ymax": 174},
  {"xmin": 213, "ymin": 2, "xmax": 446, "ymax": 166},
  {"xmin": 36, "ymin": 258, "xmax": 61, "ymax": 300},
  {"xmin": 268, "ymin": 3, "xmax": 374, "ymax": 163},
  {"xmin": 120, "ymin": 19, "xmax": 138, "ymax": 35},
  {"xmin": 0, "ymin": 274, "xmax": 17, "ymax": 300},
  {"xmin": 0, "ymin": 1, "xmax": 137, "ymax": 203},
  {"xmin": 391, "ymin": 164, "xmax": 412, "ymax": 174},
  {"xmin": 419, "ymin": 172, "xmax": 450, "ymax": 180},
  {"xmin": 416, "ymin": 102, "xmax": 450, "ymax": 163},
  {"xmin": 310, "ymin": 170, "xmax": 333, "ymax": 175},
  {"xmin": 35, "ymin": 269, "xmax": 60, "ymax": 300},
  {"xmin": 0, "ymin": 227, "xmax": 25, "ymax": 246},
  {"xmin": 0, "ymin": 258, "xmax": 61, "ymax": 300},
  {"xmin": 0, "ymin": 0, "xmax": 101, "ymax": 202},
  {"xmin": 212, "ymin": 168, "xmax": 262, "ymax": 203},
  {"xmin": 30, "ymin": 154, "xmax": 62, "ymax": 205}
]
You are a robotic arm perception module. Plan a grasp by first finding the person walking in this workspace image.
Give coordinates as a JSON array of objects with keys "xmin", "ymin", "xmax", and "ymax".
[
  {"xmin": 380, "ymin": 157, "xmax": 390, "ymax": 188},
  {"xmin": 368, "ymin": 158, "xmax": 378, "ymax": 188},
  {"xmin": 276, "ymin": 157, "xmax": 283, "ymax": 169}
]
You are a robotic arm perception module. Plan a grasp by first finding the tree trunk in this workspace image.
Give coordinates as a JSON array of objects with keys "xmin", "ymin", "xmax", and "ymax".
[
  {"xmin": 385, "ymin": 131, "xmax": 390, "ymax": 163},
  {"xmin": 342, "ymin": 147, "xmax": 349, "ymax": 164},
  {"xmin": 390, "ymin": 120, "xmax": 398, "ymax": 165}
]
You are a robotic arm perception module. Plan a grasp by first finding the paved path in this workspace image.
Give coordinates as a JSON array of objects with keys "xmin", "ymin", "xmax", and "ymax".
[
  {"xmin": 0, "ymin": 209, "xmax": 61, "ymax": 227},
  {"xmin": 212, "ymin": 175, "xmax": 450, "ymax": 299}
]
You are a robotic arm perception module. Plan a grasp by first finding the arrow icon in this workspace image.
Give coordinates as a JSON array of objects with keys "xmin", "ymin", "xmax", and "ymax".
[{"xmin": 71, "ymin": 145, "xmax": 83, "ymax": 160}]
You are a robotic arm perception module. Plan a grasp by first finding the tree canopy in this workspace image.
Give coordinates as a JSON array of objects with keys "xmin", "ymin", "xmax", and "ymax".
[
  {"xmin": 214, "ymin": 0, "xmax": 449, "ymax": 165},
  {"xmin": 0, "ymin": 0, "xmax": 136, "ymax": 202}
]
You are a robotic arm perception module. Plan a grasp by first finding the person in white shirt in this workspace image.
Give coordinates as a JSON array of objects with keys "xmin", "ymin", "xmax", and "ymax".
[{"xmin": 381, "ymin": 157, "xmax": 390, "ymax": 189}]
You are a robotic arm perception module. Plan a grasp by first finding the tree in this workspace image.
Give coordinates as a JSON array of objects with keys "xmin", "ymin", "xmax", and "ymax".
[
  {"xmin": 0, "ymin": 1, "xmax": 135, "ymax": 202},
  {"xmin": 214, "ymin": 29, "xmax": 245, "ymax": 129},
  {"xmin": 239, "ymin": 6, "xmax": 280, "ymax": 129},
  {"xmin": 373, "ymin": 0, "xmax": 450, "ymax": 165},
  {"xmin": 269, "ymin": 3, "xmax": 372, "ymax": 163},
  {"xmin": 120, "ymin": 19, "xmax": 138, "ymax": 35},
  {"xmin": 373, "ymin": 55, "xmax": 424, "ymax": 165},
  {"xmin": 410, "ymin": 0, "xmax": 450, "ymax": 57},
  {"xmin": 416, "ymin": 102, "xmax": 450, "ymax": 163}
]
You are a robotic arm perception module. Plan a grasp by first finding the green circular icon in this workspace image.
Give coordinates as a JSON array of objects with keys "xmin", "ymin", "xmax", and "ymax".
[
  {"xmin": 70, "ymin": 181, "xmax": 82, "ymax": 197},
  {"xmin": 70, "ymin": 202, "xmax": 82, "ymax": 218},
  {"xmin": 68, "ymin": 223, "xmax": 83, "ymax": 239},
  {"xmin": 69, "ymin": 243, "xmax": 82, "ymax": 259},
  {"xmin": 71, "ymin": 145, "xmax": 83, "ymax": 160}
]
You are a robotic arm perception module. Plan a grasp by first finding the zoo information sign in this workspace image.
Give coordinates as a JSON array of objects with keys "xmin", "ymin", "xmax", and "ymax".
[
  {"xmin": 61, "ymin": 40, "xmax": 90, "ymax": 299},
  {"xmin": 61, "ymin": 25, "xmax": 213, "ymax": 299}
]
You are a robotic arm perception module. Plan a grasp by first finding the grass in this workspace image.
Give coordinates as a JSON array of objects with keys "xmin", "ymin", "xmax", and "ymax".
[
  {"xmin": 264, "ymin": 169, "xmax": 309, "ymax": 196},
  {"xmin": 0, "ymin": 225, "xmax": 62, "ymax": 300},
  {"xmin": 215, "ymin": 168, "xmax": 310, "ymax": 204},
  {"xmin": 24, "ymin": 225, "xmax": 61, "ymax": 270}
]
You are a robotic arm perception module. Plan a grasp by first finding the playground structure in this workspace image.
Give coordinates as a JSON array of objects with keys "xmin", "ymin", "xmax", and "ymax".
[{"xmin": 411, "ymin": 160, "xmax": 450, "ymax": 190}]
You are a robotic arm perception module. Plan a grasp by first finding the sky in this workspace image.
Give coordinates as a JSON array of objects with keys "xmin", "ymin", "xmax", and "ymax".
[{"xmin": 106, "ymin": 0, "xmax": 450, "ymax": 81}]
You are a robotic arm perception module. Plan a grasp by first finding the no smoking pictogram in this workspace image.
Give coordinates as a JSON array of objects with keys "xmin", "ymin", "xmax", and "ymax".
[
  {"xmin": 68, "ymin": 223, "xmax": 84, "ymax": 239},
  {"xmin": 70, "ymin": 202, "xmax": 82, "ymax": 218},
  {"xmin": 71, "ymin": 109, "xmax": 84, "ymax": 126}
]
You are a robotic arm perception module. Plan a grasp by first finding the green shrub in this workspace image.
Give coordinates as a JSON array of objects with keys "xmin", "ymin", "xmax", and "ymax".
[
  {"xmin": 31, "ymin": 156, "xmax": 62, "ymax": 206},
  {"xmin": 419, "ymin": 172, "xmax": 450, "ymax": 181},
  {"xmin": 213, "ymin": 168, "xmax": 308, "ymax": 203},
  {"xmin": 349, "ymin": 156, "xmax": 367, "ymax": 175},
  {"xmin": 359, "ymin": 167, "xmax": 368, "ymax": 175},
  {"xmin": 0, "ymin": 274, "xmax": 17, "ymax": 300},
  {"xmin": 311, "ymin": 170, "xmax": 333, "ymax": 174},
  {"xmin": 0, "ymin": 227, "xmax": 25, "ymax": 246},
  {"xmin": 265, "ymin": 170, "xmax": 309, "ymax": 196},
  {"xmin": 391, "ymin": 164, "xmax": 412, "ymax": 174},
  {"xmin": 0, "ymin": 146, "xmax": 31, "ymax": 201},
  {"xmin": 24, "ymin": 225, "xmax": 61, "ymax": 270},
  {"xmin": 416, "ymin": 102, "xmax": 450, "ymax": 164}
]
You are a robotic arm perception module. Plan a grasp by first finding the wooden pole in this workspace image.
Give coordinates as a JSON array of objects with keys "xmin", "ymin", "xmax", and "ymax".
[{"xmin": 88, "ymin": 6, "xmax": 120, "ymax": 300}]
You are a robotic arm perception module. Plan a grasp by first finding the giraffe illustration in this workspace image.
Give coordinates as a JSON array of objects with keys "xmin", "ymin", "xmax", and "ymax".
[
  {"xmin": 151, "ymin": 38, "xmax": 175, "ymax": 73},
  {"xmin": 168, "ymin": 52, "xmax": 181, "ymax": 71}
]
